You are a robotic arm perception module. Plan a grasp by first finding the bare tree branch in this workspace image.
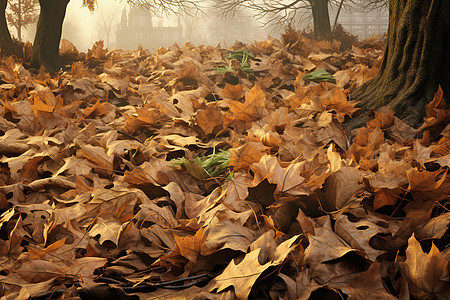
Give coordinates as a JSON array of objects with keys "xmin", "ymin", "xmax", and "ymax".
[
  {"xmin": 213, "ymin": 0, "xmax": 358, "ymax": 30},
  {"xmin": 127, "ymin": 0, "xmax": 203, "ymax": 16}
]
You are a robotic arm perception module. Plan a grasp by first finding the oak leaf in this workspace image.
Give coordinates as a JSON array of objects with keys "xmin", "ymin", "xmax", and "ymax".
[{"xmin": 16, "ymin": 260, "xmax": 65, "ymax": 283}]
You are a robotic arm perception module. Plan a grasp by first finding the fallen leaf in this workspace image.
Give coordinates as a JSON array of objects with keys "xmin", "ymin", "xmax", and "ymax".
[{"xmin": 398, "ymin": 235, "xmax": 450, "ymax": 299}]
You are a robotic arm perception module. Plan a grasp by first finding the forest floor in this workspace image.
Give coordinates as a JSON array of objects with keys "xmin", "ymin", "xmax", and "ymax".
[{"xmin": 0, "ymin": 29, "xmax": 449, "ymax": 299}]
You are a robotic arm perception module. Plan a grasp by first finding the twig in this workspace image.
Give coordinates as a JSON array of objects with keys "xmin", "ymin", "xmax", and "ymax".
[{"xmin": 333, "ymin": 0, "xmax": 345, "ymax": 32}]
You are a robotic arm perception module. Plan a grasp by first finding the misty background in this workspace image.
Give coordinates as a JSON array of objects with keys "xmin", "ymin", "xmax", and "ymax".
[{"xmin": 12, "ymin": 0, "xmax": 388, "ymax": 52}]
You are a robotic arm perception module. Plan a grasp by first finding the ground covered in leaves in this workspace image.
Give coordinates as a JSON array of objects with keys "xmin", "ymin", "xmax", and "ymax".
[{"xmin": 0, "ymin": 30, "xmax": 449, "ymax": 299}]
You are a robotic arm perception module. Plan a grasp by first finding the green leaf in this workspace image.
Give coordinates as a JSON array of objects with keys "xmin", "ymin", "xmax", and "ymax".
[
  {"xmin": 302, "ymin": 68, "xmax": 336, "ymax": 84},
  {"xmin": 214, "ymin": 65, "xmax": 235, "ymax": 74},
  {"xmin": 214, "ymin": 49, "xmax": 255, "ymax": 74},
  {"xmin": 226, "ymin": 49, "xmax": 255, "ymax": 61},
  {"xmin": 172, "ymin": 150, "xmax": 230, "ymax": 180}
]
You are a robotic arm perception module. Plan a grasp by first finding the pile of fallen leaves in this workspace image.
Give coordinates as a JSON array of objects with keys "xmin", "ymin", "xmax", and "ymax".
[{"xmin": 0, "ymin": 30, "xmax": 448, "ymax": 299}]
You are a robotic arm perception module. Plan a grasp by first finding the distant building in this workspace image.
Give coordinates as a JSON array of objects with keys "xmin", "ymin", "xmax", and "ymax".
[
  {"xmin": 331, "ymin": 4, "xmax": 389, "ymax": 39},
  {"xmin": 207, "ymin": 11, "xmax": 266, "ymax": 46},
  {"xmin": 116, "ymin": 7, "xmax": 183, "ymax": 50}
]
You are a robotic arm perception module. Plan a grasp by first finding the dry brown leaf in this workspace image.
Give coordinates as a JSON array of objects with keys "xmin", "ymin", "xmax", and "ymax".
[
  {"xmin": 88, "ymin": 188, "xmax": 142, "ymax": 222},
  {"xmin": 333, "ymin": 262, "xmax": 397, "ymax": 299},
  {"xmin": 415, "ymin": 213, "xmax": 450, "ymax": 241},
  {"xmin": 373, "ymin": 187, "xmax": 403, "ymax": 210},
  {"xmin": 123, "ymin": 108, "xmax": 162, "ymax": 134},
  {"xmin": 89, "ymin": 218, "xmax": 123, "ymax": 246},
  {"xmin": 407, "ymin": 168, "xmax": 448, "ymax": 202},
  {"xmin": 134, "ymin": 198, "xmax": 178, "ymax": 228},
  {"xmin": 194, "ymin": 103, "xmax": 224, "ymax": 136},
  {"xmin": 16, "ymin": 260, "xmax": 65, "ymax": 283},
  {"xmin": 407, "ymin": 168, "xmax": 447, "ymax": 192},
  {"xmin": 222, "ymin": 173, "xmax": 253, "ymax": 212},
  {"xmin": 251, "ymin": 155, "xmax": 309, "ymax": 196},
  {"xmin": 202, "ymin": 219, "xmax": 256, "ymax": 255},
  {"xmin": 398, "ymin": 235, "xmax": 450, "ymax": 299},
  {"xmin": 83, "ymin": 99, "xmax": 117, "ymax": 119},
  {"xmin": 65, "ymin": 257, "xmax": 107, "ymax": 287},
  {"xmin": 303, "ymin": 218, "xmax": 363, "ymax": 266},
  {"xmin": 334, "ymin": 214, "xmax": 389, "ymax": 261},
  {"xmin": 226, "ymin": 84, "xmax": 268, "ymax": 122},
  {"xmin": 229, "ymin": 142, "xmax": 267, "ymax": 171},
  {"xmin": 209, "ymin": 235, "xmax": 298, "ymax": 299},
  {"xmin": 173, "ymin": 227, "xmax": 204, "ymax": 263},
  {"xmin": 221, "ymin": 83, "xmax": 245, "ymax": 100},
  {"xmin": 323, "ymin": 166, "xmax": 364, "ymax": 211},
  {"xmin": 77, "ymin": 144, "xmax": 113, "ymax": 176}
]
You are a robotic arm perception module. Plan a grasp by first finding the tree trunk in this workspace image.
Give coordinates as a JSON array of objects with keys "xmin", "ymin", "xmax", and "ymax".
[
  {"xmin": 0, "ymin": 0, "xmax": 14, "ymax": 55},
  {"xmin": 17, "ymin": 0, "xmax": 22, "ymax": 42},
  {"xmin": 30, "ymin": 0, "xmax": 69, "ymax": 72},
  {"xmin": 309, "ymin": 0, "xmax": 331, "ymax": 39},
  {"xmin": 350, "ymin": 0, "xmax": 450, "ymax": 128}
]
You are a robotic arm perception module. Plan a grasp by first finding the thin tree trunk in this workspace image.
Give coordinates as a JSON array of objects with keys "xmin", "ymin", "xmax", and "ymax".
[
  {"xmin": 30, "ymin": 0, "xmax": 69, "ymax": 71},
  {"xmin": 17, "ymin": 0, "xmax": 22, "ymax": 42},
  {"xmin": 350, "ymin": 0, "xmax": 450, "ymax": 128},
  {"xmin": 309, "ymin": 0, "xmax": 331, "ymax": 39},
  {"xmin": 0, "ymin": 0, "xmax": 14, "ymax": 55},
  {"xmin": 333, "ymin": 0, "xmax": 344, "ymax": 32}
]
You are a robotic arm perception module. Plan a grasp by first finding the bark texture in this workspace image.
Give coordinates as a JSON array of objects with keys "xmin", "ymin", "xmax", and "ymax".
[
  {"xmin": 0, "ymin": 0, "xmax": 14, "ymax": 55},
  {"xmin": 309, "ymin": 0, "xmax": 331, "ymax": 39},
  {"xmin": 350, "ymin": 0, "xmax": 450, "ymax": 127},
  {"xmin": 30, "ymin": 0, "xmax": 69, "ymax": 72}
]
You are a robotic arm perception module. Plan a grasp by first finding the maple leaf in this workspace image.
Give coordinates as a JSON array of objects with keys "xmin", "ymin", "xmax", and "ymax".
[
  {"xmin": 229, "ymin": 142, "xmax": 268, "ymax": 171},
  {"xmin": 251, "ymin": 155, "xmax": 309, "ymax": 196},
  {"xmin": 221, "ymin": 83, "xmax": 245, "ymax": 100},
  {"xmin": 303, "ymin": 218, "xmax": 361, "ymax": 266},
  {"xmin": 398, "ymin": 235, "xmax": 450, "ymax": 299},
  {"xmin": 367, "ymin": 106, "xmax": 395, "ymax": 129},
  {"xmin": 279, "ymin": 268, "xmax": 323, "ymax": 299},
  {"xmin": 0, "ymin": 215, "xmax": 28, "ymax": 257},
  {"xmin": 89, "ymin": 218, "xmax": 124, "ymax": 246},
  {"xmin": 332, "ymin": 262, "xmax": 397, "ymax": 299},
  {"xmin": 87, "ymin": 188, "xmax": 142, "ymax": 222},
  {"xmin": 348, "ymin": 127, "xmax": 385, "ymax": 163},
  {"xmin": 173, "ymin": 227, "xmax": 204, "ymax": 263},
  {"xmin": 366, "ymin": 143, "xmax": 413, "ymax": 209},
  {"xmin": 209, "ymin": 235, "xmax": 299, "ymax": 299},
  {"xmin": 194, "ymin": 103, "xmax": 225, "ymax": 136},
  {"xmin": 225, "ymin": 84, "xmax": 268, "ymax": 122},
  {"xmin": 222, "ymin": 172, "xmax": 255, "ymax": 212},
  {"xmin": 407, "ymin": 168, "xmax": 447, "ymax": 200},
  {"xmin": 415, "ymin": 213, "xmax": 450, "ymax": 241}
]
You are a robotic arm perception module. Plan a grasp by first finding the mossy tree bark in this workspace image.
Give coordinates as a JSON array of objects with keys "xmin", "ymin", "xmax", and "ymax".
[
  {"xmin": 30, "ymin": 0, "xmax": 69, "ymax": 72},
  {"xmin": 309, "ymin": 0, "xmax": 331, "ymax": 39},
  {"xmin": 0, "ymin": 0, "xmax": 14, "ymax": 55},
  {"xmin": 350, "ymin": 0, "xmax": 450, "ymax": 128}
]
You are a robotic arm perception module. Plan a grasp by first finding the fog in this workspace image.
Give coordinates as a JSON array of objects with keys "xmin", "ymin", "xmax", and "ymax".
[
  {"xmin": 63, "ymin": 0, "xmax": 126, "ymax": 51},
  {"xmin": 16, "ymin": 1, "xmax": 388, "ymax": 53}
]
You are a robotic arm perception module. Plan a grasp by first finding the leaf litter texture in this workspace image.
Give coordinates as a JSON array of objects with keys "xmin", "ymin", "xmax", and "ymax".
[{"xmin": 0, "ymin": 31, "xmax": 449, "ymax": 299}]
